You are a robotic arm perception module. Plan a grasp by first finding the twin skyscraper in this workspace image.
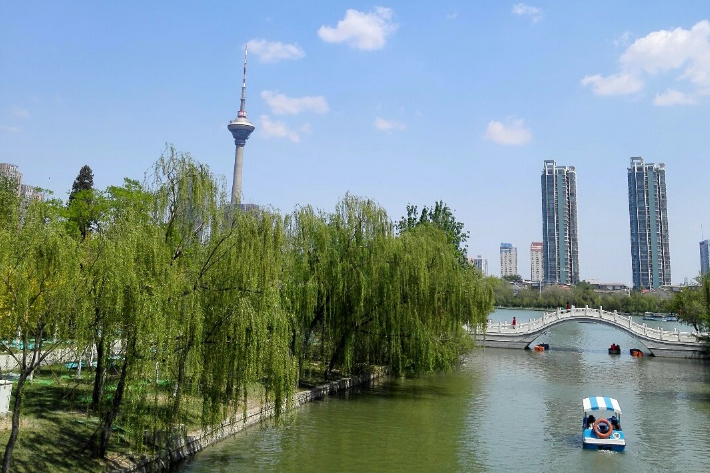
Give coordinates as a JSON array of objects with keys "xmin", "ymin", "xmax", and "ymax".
[{"xmin": 541, "ymin": 157, "xmax": 670, "ymax": 290}]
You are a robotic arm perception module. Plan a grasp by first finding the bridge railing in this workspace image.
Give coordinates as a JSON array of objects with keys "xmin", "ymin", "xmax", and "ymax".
[{"xmin": 486, "ymin": 306, "xmax": 703, "ymax": 344}]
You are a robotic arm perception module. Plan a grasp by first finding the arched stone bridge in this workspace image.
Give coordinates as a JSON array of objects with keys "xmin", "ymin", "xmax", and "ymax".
[{"xmin": 474, "ymin": 306, "xmax": 709, "ymax": 358}]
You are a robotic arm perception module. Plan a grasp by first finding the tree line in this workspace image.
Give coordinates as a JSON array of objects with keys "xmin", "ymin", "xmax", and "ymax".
[
  {"xmin": 0, "ymin": 147, "xmax": 494, "ymax": 470},
  {"xmin": 494, "ymin": 276, "xmax": 710, "ymax": 332},
  {"xmin": 494, "ymin": 279, "xmax": 674, "ymax": 314}
]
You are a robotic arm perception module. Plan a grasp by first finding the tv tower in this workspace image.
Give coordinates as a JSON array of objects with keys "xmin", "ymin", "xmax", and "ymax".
[{"xmin": 228, "ymin": 45, "xmax": 255, "ymax": 205}]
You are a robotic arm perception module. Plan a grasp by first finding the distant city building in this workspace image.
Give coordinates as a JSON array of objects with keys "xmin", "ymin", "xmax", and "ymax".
[
  {"xmin": 500, "ymin": 243, "xmax": 518, "ymax": 277},
  {"xmin": 700, "ymin": 239, "xmax": 710, "ymax": 276},
  {"xmin": 530, "ymin": 241, "xmax": 543, "ymax": 282},
  {"xmin": 628, "ymin": 157, "xmax": 671, "ymax": 289},
  {"xmin": 586, "ymin": 280, "xmax": 631, "ymax": 295},
  {"xmin": 471, "ymin": 255, "xmax": 488, "ymax": 276},
  {"xmin": 541, "ymin": 160, "xmax": 579, "ymax": 285},
  {"xmin": 0, "ymin": 163, "xmax": 44, "ymax": 202},
  {"xmin": 20, "ymin": 184, "xmax": 45, "ymax": 202},
  {"xmin": 0, "ymin": 163, "xmax": 22, "ymax": 191}
]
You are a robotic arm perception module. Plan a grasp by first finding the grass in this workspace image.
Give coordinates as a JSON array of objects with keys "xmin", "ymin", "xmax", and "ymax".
[
  {"xmin": 0, "ymin": 366, "xmax": 110, "ymax": 472},
  {"xmin": 0, "ymin": 364, "xmax": 276, "ymax": 473},
  {"xmin": 0, "ymin": 362, "xmax": 376, "ymax": 472}
]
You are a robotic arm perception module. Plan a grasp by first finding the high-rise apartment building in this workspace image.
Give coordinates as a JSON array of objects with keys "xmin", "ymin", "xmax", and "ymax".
[
  {"xmin": 0, "ymin": 163, "xmax": 45, "ymax": 202},
  {"xmin": 471, "ymin": 255, "xmax": 488, "ymax": 276},
  {"xmin": 0, "ymin": 163, "xmax": 22, "ymax": 191},
  {"xmin": 500, "ymin": 243, "xmax": 518, "ymax": 277},
  {"xmin": 20, "ymin": 184, "xmax": 45, "ymax": 202},
  {"xmin": 628, "ymin": 157, "xmax": 671, "ymax": 289},
  {"xmin": 700, "ymin": 240, "xmax": 709, "ymax": 276},
  {"xmin": 530, "ymin": 241, "xmax": 543, "ymax": 282},
  {"xmin": 541, "ymin": 160, "xmax": 579, "ymax": 285}
]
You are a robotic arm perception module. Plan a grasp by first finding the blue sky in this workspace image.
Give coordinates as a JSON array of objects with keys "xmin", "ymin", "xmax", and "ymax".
[{"xmin": 2, "ymin": 1, "xmax": 710, "ymax": 285}]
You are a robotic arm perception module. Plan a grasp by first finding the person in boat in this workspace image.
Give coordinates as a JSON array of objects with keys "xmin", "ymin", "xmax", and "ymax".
[
  {"xmin": 610, "ymin": 415, "xmax": 620, "ymax": 430},
  {"xmin": 586, "ymin": 414, "xmax": 596, "ymax": 428}
]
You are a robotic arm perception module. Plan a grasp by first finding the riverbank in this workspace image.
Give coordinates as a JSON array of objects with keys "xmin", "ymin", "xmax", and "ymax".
[
  {"xmin": 0, "ymin": 365, "xmax": 385, "ymax": 473},
  {"xmin": 108, "ymin": 367, "xmax": 387, "ymax": 472}
]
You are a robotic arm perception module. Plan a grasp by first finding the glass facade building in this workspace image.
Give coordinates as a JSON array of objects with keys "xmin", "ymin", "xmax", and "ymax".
[
  {"xmin": 541, "ymin": 160, "xmax": 579, "ymax": 285},
  {"xmin": 628, "ymin": 157, "xmax": 671, "ymax": 289},
  {"xmin": 700, "ymin": 240, "xmax": 709, "ymax": 276}
]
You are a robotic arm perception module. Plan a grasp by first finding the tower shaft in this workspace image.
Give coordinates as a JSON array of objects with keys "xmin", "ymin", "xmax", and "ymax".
[{"xmin": 231, "ymin": 145, "xmax": 245, "ymax": 204}]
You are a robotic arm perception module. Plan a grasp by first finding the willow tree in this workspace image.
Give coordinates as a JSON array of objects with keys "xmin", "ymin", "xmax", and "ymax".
[
  {"xmin": 282, "ymin": 195, "xmax": 391, "ymax": 378},
  {"xmin": 81, "ymin": 177, "xmax": 162, "ymax": 457},
  {"xmin": 88, "ymin": 147, "xmax": 298, "ymax": 456},
  {"xmin": 382, "ymin": 224, "xmax": 493, "ymax": 373},
  {"xmin": 283, "ymin": 194, "xmax": 493, "ymax": 379},
  {"xmin": 0, "ymin": 194, "xmax": 82, "ymax": 473},
  {"xmin": 198, "ymin": 207, "xmax": 296, "ymax": 425}
]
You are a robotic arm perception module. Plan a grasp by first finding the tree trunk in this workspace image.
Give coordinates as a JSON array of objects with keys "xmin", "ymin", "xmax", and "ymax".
[
  {"xmin": 2, "ymin": 374, "xmax": 27, "ymax": 473},
  {"xmin": 173, "ymin": 356, "xmax": 185, "ymax": 419},
  {"xmin": 98, "ymin": 353, "xmax": 128, "ymax": 458},
  {"xmin": 91, "ymin": 334, "xmax": 106, "ymax": 411}
]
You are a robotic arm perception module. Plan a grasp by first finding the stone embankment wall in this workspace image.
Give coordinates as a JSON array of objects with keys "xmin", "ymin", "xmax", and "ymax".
[{"xmin": 109, "ymin": 368, "xmax": 386, "ymax": 473}]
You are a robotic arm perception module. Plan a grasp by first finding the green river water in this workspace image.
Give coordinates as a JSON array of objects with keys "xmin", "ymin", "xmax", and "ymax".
[{"xmin": 175, "ymin": 308, "xmax": 710, "ymax": 473}]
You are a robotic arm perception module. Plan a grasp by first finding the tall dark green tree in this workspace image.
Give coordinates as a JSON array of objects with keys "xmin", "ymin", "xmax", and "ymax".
[
  {"xmin": 69, "ymin": 165, "xmax": 94, "ymax": 202},
  {"xmin": 67, "ymin": 165, "xmax": 98, "ymax": 240}
]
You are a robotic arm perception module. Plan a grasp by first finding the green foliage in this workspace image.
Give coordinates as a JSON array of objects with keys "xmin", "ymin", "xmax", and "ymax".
[
  {"xmin": 0, "ymin": 147, "xmax": 495, "ymax": 467},
  {"xmin": 286, "ymin": 194, "xmax": 493, "ymax": 377},
  {"xmin": 0, "ymin": 195, "xmax": 82, "ymax": 472},
  {"xmin": 502, "ymin": 274, "xmax": 523, "ymax": 283},
  {"xmin": 397, "ymin": 201, "xmax": 469, "ymax": 265},
  {"xmin": 670, "ymin": 274, "xmax": 710, "ymax": 331}
]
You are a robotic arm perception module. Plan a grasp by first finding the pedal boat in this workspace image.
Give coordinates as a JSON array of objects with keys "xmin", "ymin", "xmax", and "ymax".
[{"xmin": 582, "ymin": 396, "xmax": 625, "ymax": 451}]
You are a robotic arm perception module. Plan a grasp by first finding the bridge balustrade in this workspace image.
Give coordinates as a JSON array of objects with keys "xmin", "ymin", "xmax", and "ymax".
[{"xmin": 486, "ymin": 306, "xmax": 701, "ymax": 343}]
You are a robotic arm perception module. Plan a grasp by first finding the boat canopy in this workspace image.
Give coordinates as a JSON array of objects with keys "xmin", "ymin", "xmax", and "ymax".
[{"xmin": 582, "ymin": 396, "xmax": 622, "ymax": 416}]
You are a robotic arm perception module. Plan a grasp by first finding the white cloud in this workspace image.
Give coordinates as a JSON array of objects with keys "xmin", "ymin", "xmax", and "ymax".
[
  {"xmin": 374, "ymin": 117, "xmax": 406, "ymax": 132},
  {"xmin": 259, "ymin": 115, "xmax": 301, "ymax": 143},
  {"xmin": 261, "ymin": 90, "xmax": 329, "ymax": 115},
  {"xmin": 0, "ymin": 125, "xmax": 21, "ymax": 133},
  {"xmin": 318, "ymin": 7, "xmax": 398, "ymax": 50},
  {"xmin": 511, "ymin": 3, "xmax": 543, "ymax": 23},
  {"xmin": 580, "ymin": 73, "xmax": 644, "ymax": 96},
  {"xmin": 620, "ymin": 21, "xmax": 710, "ymax": 81},
  {"xmin": 583, "ymin": 20, "xmax": 710, "ymax": 104},
  {"xmin": 653, "ymin": 89, "xmax": 696, "ymax": 106},
  {"xmin": 484, "ymin": 119, "xmax": 531, "ymax": 146},
  {"xmin": 11, "ymin": 106, "xmax": 29, "ymax": 119},
  {"xmin": 246, "ymin": 39, "xmax": 305, "ymax": 63}
]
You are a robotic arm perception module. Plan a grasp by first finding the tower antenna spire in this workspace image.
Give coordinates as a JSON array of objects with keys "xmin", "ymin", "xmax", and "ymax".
[{"xmin": 238, "ymin": 45, "xmax": 248, "ymax": 118}]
